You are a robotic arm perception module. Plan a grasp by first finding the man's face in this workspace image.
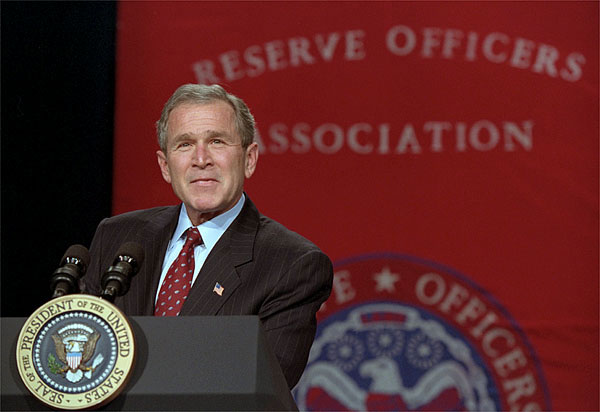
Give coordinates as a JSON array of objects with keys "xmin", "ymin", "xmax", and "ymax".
[{"xmin": 157, "ymin": 101, "xmax": 258, "ymax": 225}]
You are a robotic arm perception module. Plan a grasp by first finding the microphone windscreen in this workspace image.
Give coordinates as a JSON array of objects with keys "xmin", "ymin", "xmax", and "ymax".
[
  {"xmin": 116, "ymin": 242, "xmax": 145, "ymax": 265},
  {"xmin": 61, "ymin": 244, "xmax": 90, "ymax": 267}
]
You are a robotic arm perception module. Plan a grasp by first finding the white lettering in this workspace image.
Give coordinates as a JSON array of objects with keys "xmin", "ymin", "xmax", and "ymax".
[
  {"xmin": 465, "ymin": 31, "xmax": 479, "ymax": 61},
  {"xmin": 268, "ymin": 123, "xmax": 289, "ymax": 154},
  {"xmin": 257, "ymin": 120, "xmax": 534, "ymax": 154},
  {"xmin": 264, "ymin": 40, "xmax": 287, "ymax": 71},
  {"xmin": 560, "ymin": 52, "xmax": 586, "ymax": 82},
  {"xmin": 345, "ymin": 30, "xmax": 366, "ymax": 60},
  {"xmin": 315, "ymin": 32, "xmax": 341, "ymax": 61},
  {"xmin": 415, "ymin": 273, "xmax": 445, "ymax": 305},
  {"xmin": 386, "ymin": 25, "xmax": 417, "ymax": 56},
  {"xmin": 396, "ymin": 123, "xmax": 421, "ymax": 153},
  {"xmin": 438, "ymin": 283, "xmax": 469, "ymax": 313},
  {"xmin": 482, "ymin": 327, "xmax": 515, "ymax": 357},
  {"xmin": 291, "ymin": 123, "xmax": 311, "ymax": 153},
  {"xmin": 377, "ymin": 124, "xmax": 390, "ymax": 154},
  {"xmin": 443, "ymin": 29, "xmax": 464, "ymax": 59},
  {"xmin": 425, "ymin": 121, "xmax": 452, "ymax": 152},
  {"xmin": 494, "ymin": 347, "xmax": 528, "ymax": 377},
  {"xmin": 347, "ymin": 123, "xmax": 373, "ymax": 154},
  {"xmin": 288, "ymin": 37, "xmax": 315, "ymax": 67},
  {"xmin": 456, "ymin": 122, "xmax": 468, "ymax": 152},
  {"xmin": 471, "ymin": 312, "xmax": 499, "ymax": 338},
  {"xmin": 191, "ymin": 26, "xmax": 586, "ymax": 84},
  {"xmin": 470, "ymin": 120, "xmax": 500, "ymax": 151},
  {"xmin": 510, "ymin": 38, "xmax": 536, "ymax": 69},
  {"xmin": 332, "ymin": 270, "xmax": 356, "ymax": 304},
  {"xmin": 219, "ymin": 50, "xmax": 244, "ymax": 81},
  {"xmin": 314, "ymin": 123, "xmax": 344, "ymax": 154},
  {"xmin": 455, "ymin": 296, "xmax": 487, "ymax": 325},
  {"xmin": 191, "ymin": 60, "xmax": 220, "ymax": 84},
  {"xmin": 504, "ymin": 121, "xmax": 533, "ymax": 151},
  {"xmin": 421, "ymin": 27, "xmax": 443, "ymax": 58},
  {"xmin": 503, "ymin": 373, "xmax": 537, "ymax": 404},
  {"xmin": 244, "ymin": 45, "xmax": 266, "ymax": 77},
  {"xmin": 532, "ymin": 44, "xmax": 559, "ymax": 77},
  {"xmin": 483, "ymin": 32, "xmax": 510, "ymax": 63}
]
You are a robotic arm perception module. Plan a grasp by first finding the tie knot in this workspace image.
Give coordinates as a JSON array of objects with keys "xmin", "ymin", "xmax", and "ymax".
[{"xmin": 184, "ymin": 227, "xmax": 203, "ymax": 248}]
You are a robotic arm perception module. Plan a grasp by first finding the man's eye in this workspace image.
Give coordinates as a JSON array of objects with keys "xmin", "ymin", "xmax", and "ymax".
[
  {"xmin": 177, "ymin": 142, "xmax": 191, "ymax": 149},
  {"xmin": 210, "ymin": 139, "xmax": 224, "ymax": 145}
]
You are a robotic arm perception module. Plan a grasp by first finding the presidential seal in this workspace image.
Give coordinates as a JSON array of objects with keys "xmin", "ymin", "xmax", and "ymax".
[
  {"xmin": 16, "ymin": 294, "xmax": 135, "ymax": 410},
  {"xmin": 294, "ymin": 253, "xmax": 551, "ymax": 411}
]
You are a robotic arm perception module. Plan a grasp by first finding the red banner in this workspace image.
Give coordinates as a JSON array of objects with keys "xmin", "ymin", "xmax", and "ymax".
[{"xmin": 113, "ymin": 2, "xmax": 598, "ymax": 410}]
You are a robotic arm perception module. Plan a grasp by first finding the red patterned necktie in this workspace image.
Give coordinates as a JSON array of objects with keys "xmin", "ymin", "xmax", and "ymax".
[{"xmin": 154, "ymin": 227, "xmax": 203, "ymax": 316}]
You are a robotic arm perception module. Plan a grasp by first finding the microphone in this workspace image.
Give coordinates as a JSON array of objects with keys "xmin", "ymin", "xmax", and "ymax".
[
  {"xmin": 51, "ymin": 244, "xmax": 90, "ymax": 298},
  {"xmin": 101, "ymin": 242, "xmax": 144, "ymax": 302}
]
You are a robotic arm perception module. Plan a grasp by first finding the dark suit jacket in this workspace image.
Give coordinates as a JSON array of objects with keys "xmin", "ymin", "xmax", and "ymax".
[{"xmin": 81, "ymin": 196, "xmax": 333, "ymax": 388}]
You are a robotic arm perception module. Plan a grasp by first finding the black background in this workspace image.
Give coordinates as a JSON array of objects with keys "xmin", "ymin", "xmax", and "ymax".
[{"xmin": 2, "ymin": 2, "xmax": 117, "ymax": 316}]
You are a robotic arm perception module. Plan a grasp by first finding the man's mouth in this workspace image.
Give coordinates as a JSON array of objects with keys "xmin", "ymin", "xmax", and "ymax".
[{"xmin": 190, "ymin": 177, "xmax": 218, "ymax": 185}]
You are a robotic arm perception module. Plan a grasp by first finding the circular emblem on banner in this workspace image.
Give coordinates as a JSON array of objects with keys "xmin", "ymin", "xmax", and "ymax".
[
  {"xmin": 293, "ymin": 253, "xmax": 551, "ymax": 411},
  {"xmin": 16, "ymin": 294, "xmax": 135, "ymax": 410}
]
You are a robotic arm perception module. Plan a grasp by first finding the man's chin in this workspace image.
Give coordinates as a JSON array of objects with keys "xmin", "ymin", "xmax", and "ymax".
[{"xmin": 184, "ymin": 200, "xmax": 235, "ymax": 224}]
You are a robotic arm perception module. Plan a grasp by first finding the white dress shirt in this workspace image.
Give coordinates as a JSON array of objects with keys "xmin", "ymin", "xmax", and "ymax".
[{"xmin": 154, "ymin": 194, "xmax": 245, "ymax": 304}]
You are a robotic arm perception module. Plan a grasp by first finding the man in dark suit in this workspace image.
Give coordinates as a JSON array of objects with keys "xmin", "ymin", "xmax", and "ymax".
[{"xmin": 82, "ymin": 84, "xmax": 333, "ymax": 389}]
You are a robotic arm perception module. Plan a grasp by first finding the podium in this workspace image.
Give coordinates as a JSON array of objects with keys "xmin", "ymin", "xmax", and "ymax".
[{"xmin": 1, "ymin": 316, "xmax": 298, "ymax": 411}]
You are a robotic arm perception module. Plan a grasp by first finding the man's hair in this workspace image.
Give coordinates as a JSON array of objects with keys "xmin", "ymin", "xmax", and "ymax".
[{"xmin": 156, "ymin": 84, "xmax": 255, "ymax": 152}]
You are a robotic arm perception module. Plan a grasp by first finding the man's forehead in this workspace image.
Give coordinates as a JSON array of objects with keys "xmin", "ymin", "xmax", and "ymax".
[
  {"xmin": 168, "ymin": 102, "xmax": 235, "ymax": 129},
  {"xmin": 166, "ymin": 101, "xmax": 239, "ymax": 142}
]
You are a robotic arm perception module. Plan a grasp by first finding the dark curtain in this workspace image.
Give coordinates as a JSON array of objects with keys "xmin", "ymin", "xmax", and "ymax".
[{"xmin": 1, "ymin": 2, "xmax": 116, "ymax": 316}]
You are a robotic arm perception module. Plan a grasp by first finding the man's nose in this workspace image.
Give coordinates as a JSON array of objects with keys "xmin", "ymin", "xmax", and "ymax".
[{"xmin": 191, "ymin": 142, "xmax": 213, "ymax": 167}]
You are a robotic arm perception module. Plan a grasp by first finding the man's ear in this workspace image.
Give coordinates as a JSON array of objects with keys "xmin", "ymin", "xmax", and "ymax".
[
  {"xmin": 156, "ymin": 150, "xmax": 172, "ymax": 183},
  {"xmin": 244, "ymin": 142, "xmax": 259, "ymax": 179}
]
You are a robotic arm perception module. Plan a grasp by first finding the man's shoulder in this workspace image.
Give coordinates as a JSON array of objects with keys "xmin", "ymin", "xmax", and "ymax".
[
  {"xmin": 237, "ymin": 196, "xmax": 323, "ymax": 255},
  {"xmin": 250, "ymin": 212, "xmax": 333, "ymax": 285},
  {"xmin": 98, "ymin": 205, "xmax": 179, "ymax": 228},
  {"xmin": 256, "ymin": 213, "xmax": 323, "ymax": 254}
]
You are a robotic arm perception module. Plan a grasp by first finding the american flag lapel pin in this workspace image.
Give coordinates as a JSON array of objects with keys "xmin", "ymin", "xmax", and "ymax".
[{"xmin": 213, "ymin": 282, "xmax": 224, "ymax": 296}]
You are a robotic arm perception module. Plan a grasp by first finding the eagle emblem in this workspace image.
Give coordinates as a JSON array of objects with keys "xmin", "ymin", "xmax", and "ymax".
[{"xmin": 50, "ymin": 323, "xmax": 104, "ymax": 383}]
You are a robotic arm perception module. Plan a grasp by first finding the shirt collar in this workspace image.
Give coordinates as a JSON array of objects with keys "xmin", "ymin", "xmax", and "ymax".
[{"xmin": 168, "ymin": 194, "xmax": 245, "ymax": 252}]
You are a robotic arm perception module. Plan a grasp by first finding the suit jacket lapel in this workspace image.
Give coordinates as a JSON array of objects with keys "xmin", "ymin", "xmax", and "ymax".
[
  {"xmin": 131, "ymin": 205, "xmax": 180, "ymax": 315},
  {"xmin": 180, "ymin": 196, "xmax": 259, "ymax": 316}
]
